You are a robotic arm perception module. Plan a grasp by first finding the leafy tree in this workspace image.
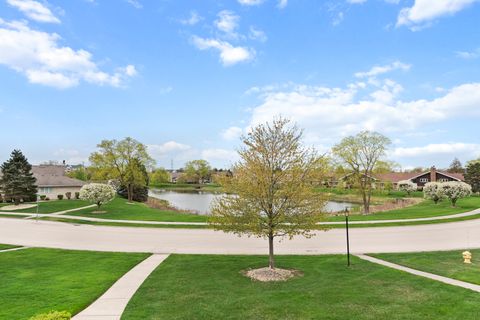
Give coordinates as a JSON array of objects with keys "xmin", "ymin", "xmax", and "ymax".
[
  {"xmin": 210, "ymin": 118, "xmax": 326, "ymax": 269},
  {"xmin": 465, "ymin": 162, "xmax": 480, "ymax": 193},
  {"xmin": 448, "ymin": 158, "xmax": 464, "ymax": 174},
  {"xmin": 89, "ymin": 137, "xmax": 154, "ymax": 202},
  {"xmin": 440, "ymin": 182, "xmax": 472, "ymax": 207},
  {"xmin": 79, "ymin": 183, "xmax": 116, "ymax": 209},
  {"xmin": 0, "ymin": 150, "xmax": 37, "ymax": 204},
  {"xmin": 149, "ymin": 168, "xmax": 170, "ymax": 185},
  {"xmin": 332, "ymin": 131, "xmax": 391, "ymax": 214},
  {"xmin": 183, "ymin": 160, "xmax": 211, "ymax": 184},
  {"xmin": 423, "ymin": 182, "xmax": 444, "ymax": 204},
  {"xmin": 66, "ymin": 166, "xmax": 90, "ymax": 181}
]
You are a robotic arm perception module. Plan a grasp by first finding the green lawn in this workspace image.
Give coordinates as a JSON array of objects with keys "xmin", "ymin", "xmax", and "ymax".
[
  {"xmin": 327, "ymin": 197, "xmax": 480, "ymax": 222},
  {"xmin": 123, "ymin": 254, "xmax": 480, "ymax": 320},
  {"xmin": 372, "ymin": 249, "xmax": 480, "ymax": 285},
  {"xmin": 12, "ymin": 199, "xmax": 90, "ymax": 213},
  {"xmin": 0, "ymin": 248, "xmax": 148, "ymax": 319},
  {"xmin": 63, "ymin": 197, "xmax": 207, "ymax": 222},
  {"xmin": 0, "ymin": 243, "xmax": 20, "ymax": 250},
  {"xmin": 316, "ymin": 187, "xmax": 424, "ymax": 199}
]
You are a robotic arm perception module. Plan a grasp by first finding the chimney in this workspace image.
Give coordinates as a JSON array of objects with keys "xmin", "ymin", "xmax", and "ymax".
[{"xmin": 430, "ymin": 166, "xmax": 437, "ymax": 182}]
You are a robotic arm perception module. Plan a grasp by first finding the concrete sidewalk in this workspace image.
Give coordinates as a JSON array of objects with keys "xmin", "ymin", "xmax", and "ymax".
[
  {"xmin": 73, "ymin": 254, "xmax": 169, "ymax": 320},
  {"xmin": 357, "ymin": 254, "xmax": 480, "ymax": 293}
]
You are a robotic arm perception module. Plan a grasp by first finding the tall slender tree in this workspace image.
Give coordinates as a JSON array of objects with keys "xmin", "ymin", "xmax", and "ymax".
[
  {"xmin": 332, "ymin": 131, "xmax": 391, "ymax": 214},
  {"xmin": 0, "ymin": 150, "xmax": 37, "ymax": 204},
  {"xmin": 210, "ymin": 118, "xmax": 326, "ymax": 269},
  {"xmin": 465, "ymin": 162, "xmax": 480, "ymax": 193}
]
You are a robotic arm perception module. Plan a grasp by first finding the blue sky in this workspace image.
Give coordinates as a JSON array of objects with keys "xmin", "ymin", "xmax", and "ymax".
[{"xmin": 0, "ymin": 0, "xmax": 479, "ymax": 170}]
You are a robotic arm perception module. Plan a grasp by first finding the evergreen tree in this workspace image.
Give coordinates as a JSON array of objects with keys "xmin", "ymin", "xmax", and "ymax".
[
  {"xmin": 448, "ymin": 158, "xmax": 464, "ymax": 174},
  {"xmin": 465, "ymin": 162, "xmax": 480, "ymax": 193},
  {"xmin": 0, "ymin": 150, "xmax": 38, "ymax": 204}
]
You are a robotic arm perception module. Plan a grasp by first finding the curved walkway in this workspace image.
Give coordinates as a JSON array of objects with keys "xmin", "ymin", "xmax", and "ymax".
[
  {"xmin": 74, "ymin": 254, "xmax": 169, "ymax": 320},
  {"xmin": 1, "ymin": 208, "xmax": 479, "ymax": 226},
  {"xmin": 0, "ymin": 217, "xmax": 479, "ymax": 254}
]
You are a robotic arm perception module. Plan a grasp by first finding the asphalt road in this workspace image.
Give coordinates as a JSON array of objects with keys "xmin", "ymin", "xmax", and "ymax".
[{"xmin": 0, "ymin": 218, "xmax": 478, "ymax": 254}]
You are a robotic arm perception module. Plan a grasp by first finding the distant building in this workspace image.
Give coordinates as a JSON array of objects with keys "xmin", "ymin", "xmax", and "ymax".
[
  {"xmin": 33, "ymin": 165, "xmax": 86, "ymax": 198},
  {"xmin": 375, "ymin": 166, "xmax": 464, "ymax": 188}
]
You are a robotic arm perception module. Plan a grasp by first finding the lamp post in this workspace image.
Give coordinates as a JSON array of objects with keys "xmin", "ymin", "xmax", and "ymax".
[
  {"xmin": 36, "ymin": 193, "xmax": 39, "ymax": 222},
  {"xmin": 345, "ymin": 207, "xmax": 351, "ymax": 267}
]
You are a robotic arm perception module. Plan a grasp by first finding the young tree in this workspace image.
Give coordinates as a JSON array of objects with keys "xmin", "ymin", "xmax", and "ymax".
[
  {"xmin": 332, "ymin": 131, "xmax": 391, "ymax": 214},
  {"xmin": 448, "ymin": 158, "xmax": 464, "ymax": 174},
  {"xmin": 465, "ymin": 162, "xmax": 480, "ymax": 193},
  {"xmin": 440, "ymin": 182, "xmax": 472, "ymax": 207},
  {"xmin": 0, "ymin": 150, "xmax": 37, "ymax": 204},
  {"xmin": 79, "ymin": 183, "xmax": 116, "ymax": 210},
  {"xmin": 149, "ymin": 168, "xmax": 171, "ymax": 185},
  {"xmin": 183, "ymin": 160, "xmax": 211, "ymax": 184},
  {"xmin": 89, "ymin": 137, "xmax": 154, "ymax": 201},
  {"xmin": 397, "ymin": 180, "xmax": 418, "ymax": 196},
  {"xmin": 210, "ymin": 118, "xmax": 326, "ymax": 269},
  {"xmin": 423, "ymin": 182, "xmax": 444, "ymax": 204}
]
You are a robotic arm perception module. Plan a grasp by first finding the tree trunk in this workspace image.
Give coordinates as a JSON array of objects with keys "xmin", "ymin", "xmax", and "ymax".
[
  {"xmin": 362, "ymin": 190, "xmax": 369, "ymax": 214},
  {"xmin": 268, "ymin": 234, "xmax": 275, "ymax": 269},
  {"xmin": 127, "ymin": 184, "xmax": 133, "ymax": 202}
]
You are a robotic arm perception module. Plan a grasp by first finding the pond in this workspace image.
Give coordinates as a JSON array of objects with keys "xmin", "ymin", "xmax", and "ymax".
[{"xmin": 149, "ymin": 189, "xmax": 355, "ymax": 215}]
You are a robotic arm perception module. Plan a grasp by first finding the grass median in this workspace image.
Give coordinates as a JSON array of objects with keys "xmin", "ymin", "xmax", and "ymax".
[{"xmin": 123, "ymin": 254, "xmax": 480, "ymax": 319}]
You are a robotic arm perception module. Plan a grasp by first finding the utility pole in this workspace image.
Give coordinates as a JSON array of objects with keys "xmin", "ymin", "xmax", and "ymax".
[{"xmin": 345, "ymin": 207, "xmax": 351, "ymax": 267}]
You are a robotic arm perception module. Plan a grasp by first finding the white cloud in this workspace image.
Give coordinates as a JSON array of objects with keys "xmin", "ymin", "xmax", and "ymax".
[
  {"xmin": 456, "ymin": 48, "xmax": 480, "ymax": 59},
  {"xmin": 125, "ymin": 0, "xmax": 142, "ymax": 9},
  {"xmin": 158, "ymin": 86, "xmax": 173, "ymax": 95},
  {"xmin": 249, "ymin": 26, "xmax": 267, "ymax": 42},
  {"xmin": 347, "ymin": 0, "xmax": 367, "ymax": 4},
  {"xmin": 222, "ymin": 126, "xmax": 243, "ymax": 140},
  {"xmin": 7, "ymin": 0, "xmax": 60, "ymax": 24},
  {"xmin": 397, "ymin": 0, "xmax": 479, "ymax": 30},
  {"xmin": 148, "ymin": 141, "xmax": 191, "ymax": 155},
  {"xmin": 238, "ymin": 0, "xmax": 264, "ymax": 6},
  {"xmin": 201, "ymin": 149, "xmax": 239, "ymax": 164},
  {"xmin": 392, "ymin": 143, "xmax": 480, "ymax": 158},
  {"xmin": 0, "ymin": 19, "xmax": 136, "ymax": 88},
  {"xmin": 215, "ymin": 10, "xmax": 239, "ymax": 37},
  {"xmin": 192, "ymin": 36, "xmax": 254, "ymax": 66},
  {"xmin": 245, "ymin": 80, "xmax": 480, "ymax": 145},
  {"xmin": 355, "ymin": 61, "xmax": 411, "ymax": 78},
  {"xmin": 180, "ymin": 11, "xmax": 202, "ymax": 26},
  {"xmin": 277, "ymin": 0, "xmax": 288, "ymax": 9}
]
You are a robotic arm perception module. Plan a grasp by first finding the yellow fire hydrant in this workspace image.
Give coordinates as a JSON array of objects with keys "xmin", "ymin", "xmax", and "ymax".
[{"xmin": 463, "ymin": 251, "xmax": 472, "ymax": 264}]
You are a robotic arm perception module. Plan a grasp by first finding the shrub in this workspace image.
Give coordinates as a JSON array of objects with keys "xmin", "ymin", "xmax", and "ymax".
[
  {"xmin": 57, "ymin": 194, "xmax": 64, "ymax": 200},
  {"xmin": 45, "ymin": 197, "xmax": 50, "ymax": 201},
  {"xmin": 40, "ymin": 195, "xmax": 46, "ymax": 200},
  {"xmin": 65, "ymin": 192, "xmax": 71, "ymax": 200},
  {"xmin": 30, "ymin": 310, "xmax": 71, "ymax": 320},
  {"xmin": 397, "ymin": 180, "xmax": 418, "ymax": 196},
  {"xmin": 80, "ymin": 183, "xmax": 116, "ymax": 209},
  {"xmin": 423, "ymin": 182, "xmax": 444, "ymax": 204},
  {"xmin": 440, "ymin": 181, "xmax": 472, "ymax": 207},
  {"xmin": 74, "ymin": 192, "xmax": 80, "ymax": 200}
]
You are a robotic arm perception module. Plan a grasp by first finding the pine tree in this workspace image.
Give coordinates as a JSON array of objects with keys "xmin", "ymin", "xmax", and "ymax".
[
  {"xmin": 465, "ymin": 162, "xmax": 480, "ymax": 193},
  {"xmin": 0, "ymin": 150, "xmax": 38, "ymax": 204}
]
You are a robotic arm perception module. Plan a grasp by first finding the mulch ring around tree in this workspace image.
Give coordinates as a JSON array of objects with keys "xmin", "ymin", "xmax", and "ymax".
[{"xmin": 242, "ymin": 267, "xmax": 303, "ymax": 282}]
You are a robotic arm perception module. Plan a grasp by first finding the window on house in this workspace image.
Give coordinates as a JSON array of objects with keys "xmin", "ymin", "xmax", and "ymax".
[
  {"xmin": 439, "ymin": 178, "xmax": 449, "ymax": 182},
  {"xmin": 419, "ymin": 178, "xmax": 428, "ymax": 183}
]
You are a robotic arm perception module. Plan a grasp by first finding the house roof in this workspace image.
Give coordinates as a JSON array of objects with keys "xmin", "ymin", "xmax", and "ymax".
[
  {"xmin": 32, "ymin": 165, "xmax": 86, "ymax": 187},
  {"xmin": 374, "ymin": 171, "xmax": 464, "ymax": 183}
]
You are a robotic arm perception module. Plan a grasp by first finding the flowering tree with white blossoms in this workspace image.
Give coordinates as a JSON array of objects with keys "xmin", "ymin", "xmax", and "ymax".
[
  {"xmin": 397, "ymin": 180, "xmax": 417, "ymax": 196},
  {"xmin": 440, "ymin": 181, "xmax": 472, "ymax": 207},
  {"xmin": 80, "ymin": 183, "xmax": 116, "ymax": 210},
  {"xmin": 423, "ymin": 182, "xmax": 444, "ymax": 204}
]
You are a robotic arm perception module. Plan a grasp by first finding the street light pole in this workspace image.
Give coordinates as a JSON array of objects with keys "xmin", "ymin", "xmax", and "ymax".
[{"xmin": 345, "ymin": 207, "xmax": 351, "ymax": 267}]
